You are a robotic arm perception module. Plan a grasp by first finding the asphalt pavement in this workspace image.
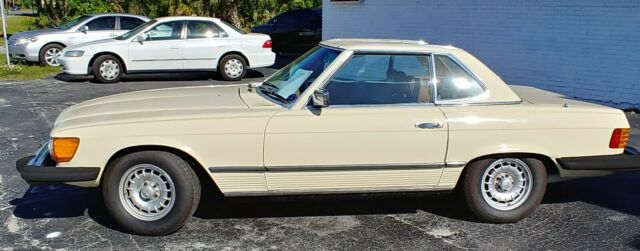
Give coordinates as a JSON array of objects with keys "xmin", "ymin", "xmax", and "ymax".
[{"xmin": 0, "ymin": 68, "xmax": 639, "ymax": 250}]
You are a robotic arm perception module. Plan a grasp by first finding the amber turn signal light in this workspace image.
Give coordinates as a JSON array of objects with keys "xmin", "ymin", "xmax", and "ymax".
[
  {"xmin": 609, "ymin": 128, "xmax": 630, "ymax": 149},
  {"xmin": 51, "ymin": 137, "xmax": 80, "ymax": 162}
]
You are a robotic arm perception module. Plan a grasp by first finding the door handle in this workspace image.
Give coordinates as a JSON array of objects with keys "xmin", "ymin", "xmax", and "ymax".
[
  {"xmin": 169, "ymin": 47, "xmax": 180, "ymax": 49},
  {"xmin": 415, "ymin": 122, "xmax": 443, "ymax": 129}
]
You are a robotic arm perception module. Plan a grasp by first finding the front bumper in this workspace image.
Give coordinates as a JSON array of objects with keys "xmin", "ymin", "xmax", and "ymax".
[
  {"xmin": 8, "ymin": 43, "xmax": 40, "ymax": 62},
  {"xmin": 16, "ymin": 142, "xmax": 100, "ymax": 184},
  {"xmin": 59, "ymin": 55, "xmax": 91, "ymax": 75},
  {"xmin": 557, "ymin": 147, "xmax": 640, "ymax": 171}
]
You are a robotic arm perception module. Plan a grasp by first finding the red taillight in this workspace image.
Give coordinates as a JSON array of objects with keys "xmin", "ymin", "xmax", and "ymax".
[
  {"xmin": 262, "ymin": 40, "xmax": 272, "ymax": 48},
  {"xmin": 609, "ymin": 128, "xmax": 630, "ymax": 148}
]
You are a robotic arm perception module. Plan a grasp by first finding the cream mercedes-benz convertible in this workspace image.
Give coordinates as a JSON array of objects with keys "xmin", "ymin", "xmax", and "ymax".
[{"xmin": 17, "ymin": 39, "xmax": 639, "ymax": 235}]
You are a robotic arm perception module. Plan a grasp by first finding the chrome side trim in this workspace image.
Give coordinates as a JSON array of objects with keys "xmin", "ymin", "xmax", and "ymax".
[
  {"xmin": 223, "ymin": 186, "xmax": 453, "ymax": 197},
  {"xmin": 445, "ymin": 161, "xmax": 466, "ymax": 168},
  {"xmin": 208, "ymin": 166, "xmax": 265, "ymax": 172},
  {"xmin": 266, "ymin": 163, "xmax": 446, "ymax": 172}
]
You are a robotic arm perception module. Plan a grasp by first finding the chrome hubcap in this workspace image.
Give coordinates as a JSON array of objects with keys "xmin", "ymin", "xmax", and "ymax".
[
  {"xmin": 44, "ymin": 48, "xmax": 62, "ymax": 66},
  {"xmin": 224, "ymin": 59, "xmax": 244, "ymax": 78},
  {"xmin": 99, "ymin": 60, "xmax": 120, "ymax": 80},
  {"xmin": 119, "ymin": 164, "xmax": 175, "ymax": 221},
  {"xmin": 480, "ymin": 158, "xmax": 533, "ymax": 211}
]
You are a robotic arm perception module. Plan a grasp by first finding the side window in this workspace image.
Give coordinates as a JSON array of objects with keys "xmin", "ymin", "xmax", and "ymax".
[
  {"xmin": 434, "ymin": 55, "xmax": 484, "ymax": 101},
  {"xmin": 325, "ymin": 54, "xmax": 432, "ymax": 106},
  {"xmin": 86, "ymin": 17, "xmax": 116, "ymax": 31},
  {"xmin": 120, "ymin": 17, "xmax": 145, "ymax": 30},
  {"xmin": 145, "ymin": 21, "xmax": 182, "ymax": 41},
  {"xmin": 186, "ymin": 21, "xmax": 225, "ymax": 39}
]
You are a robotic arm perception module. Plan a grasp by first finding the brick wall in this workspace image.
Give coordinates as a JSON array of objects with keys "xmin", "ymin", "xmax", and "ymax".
[{"xmin": 322, "ymin": 0, "xmax": 640, "ymax": 108}]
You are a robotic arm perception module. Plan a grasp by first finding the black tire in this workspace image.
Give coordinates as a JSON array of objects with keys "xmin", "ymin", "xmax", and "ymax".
[
  {"xmin": 218, "ymin": 54, "xmax": 247, "ymax": 81},
  {"xmin": 39, "ymin": 43, "xmax": 64, "ymax": 66},
  {"xmin": 91, "ymin": 54, "xmax": 124, "ymax": 83},
  {"xmin": 462, "ymin": 157, "xmax": 547, "ymax": 223},
  {"xmin": 102, "ymin": 151, "xmax": 201, "ymax": 235}
]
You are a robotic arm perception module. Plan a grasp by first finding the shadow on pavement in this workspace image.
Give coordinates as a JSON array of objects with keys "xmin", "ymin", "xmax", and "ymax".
[
  {"xmin": 10, "ymin": 170, "xmax": 640, "ymax": 232},
  {"xmin": 543, "ymin": 171, "xmax": 640, "ymax": 217}
]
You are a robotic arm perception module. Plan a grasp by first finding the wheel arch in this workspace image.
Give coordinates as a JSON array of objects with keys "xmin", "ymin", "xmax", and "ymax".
[
  {"xmin": 455, "ymin": 152, "xmax": 559, "ymax": 189},
  {"xmin": 88, "ymin": 52, "xmax": 128, "ymax": 74},
  {"xmin": 102, "ymin": 145, "xmax": 221, "ymax": 193},
  {"xmin": 39, "ymin": 42, "xmax": 66, "ymax": 60},
  {"xmin": 220, "ymin": 51, "xmax": 250, "ymax": 67}
]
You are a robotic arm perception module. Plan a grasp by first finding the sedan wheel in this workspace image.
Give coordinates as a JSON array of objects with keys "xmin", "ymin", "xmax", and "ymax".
[
  {"xmin": 44, "ymin": 48, "xmax": 63, "ymax": 66},
  {"xmin": 462, "ymin": 157, "xmax": 546, "ymax": 223},
  {"xmin": 91, "ymin": 54, "xmax": 124, "ymax": 83},
  {"xmin": 218, "ymin": 54, "xmax": 247, "ymax": 81},
  {"xmin": 99, "ymin": 60, "xmax": 121, "ymax": 81},
  {"xmin": 224, "ymin": 58, "xmax": 244, "ymax": 79},
  {"xmin": 39, "ymin": 44, "xmax": 65, "ymax": 67}
]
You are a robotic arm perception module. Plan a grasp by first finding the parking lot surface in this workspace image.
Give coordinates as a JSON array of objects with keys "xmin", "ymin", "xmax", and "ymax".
[{"xmin": 1, "ymin": 70, "xmax": 639, "ymax": 250}]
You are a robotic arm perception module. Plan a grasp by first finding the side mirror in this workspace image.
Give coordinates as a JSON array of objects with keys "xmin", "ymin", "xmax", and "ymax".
[
  {"xmin": 134, "ymin": 35, "xmax": 146, "ymax": 43},
  {"xmin": 79, "ymin": 25, "xmax": 89, "ymax": 33},
  {"xmin": 311, "ymin": 88, "xmax": 329, "ymax": 108}
]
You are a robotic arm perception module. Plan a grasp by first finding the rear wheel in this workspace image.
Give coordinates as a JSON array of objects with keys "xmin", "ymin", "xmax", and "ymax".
[
  {"xmin": 39, "ymin": 44, "xmax": 64, "ymax": 66},
  {"xmin": 102, "ymin": 151, "xmax": 201, "ymax": 235},
  {"xmin": 92, "ymin": 54, "xmax": 124, "ymax": 83},
  {"xmin": 218, "ymin": 54, "xmax": 247, "ymax": 81},
  {"xmin": 462, "ymin": 157, "xmax": 547, "ymax": 223}
]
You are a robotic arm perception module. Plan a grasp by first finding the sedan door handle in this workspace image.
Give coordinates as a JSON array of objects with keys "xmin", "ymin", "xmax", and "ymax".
[{"xmin": 415, "ymin": 122, "xmax": 443, "ymax": 129}]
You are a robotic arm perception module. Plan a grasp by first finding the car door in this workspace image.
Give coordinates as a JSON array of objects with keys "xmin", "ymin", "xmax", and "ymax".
[
  {"xmin": 264, "ymin": 53, "xmax": 449, "ymax": 192},
  {"xmin": 73, "ymin": 16, "xmax": 118, "ymax": 45},
  {"xmin": 127, "ymin": 21, "xmax": 184, "ymax": 71},
  {"xmin": 182, "ymin": 20, "xmax": 229, "ymax": 70}
]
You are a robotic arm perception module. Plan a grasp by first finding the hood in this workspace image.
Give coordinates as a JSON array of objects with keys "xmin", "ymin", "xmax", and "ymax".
[
  {"xmin": 52, "ymin": 85, "xmax": 259, "ymax": 132},
  {"xmin": 66, "ymin": 38, "xmax": 119, "ymax": 50},
  {"xmin": 10, "ymin": 28, "xmax": 63, "ymax": 39}
]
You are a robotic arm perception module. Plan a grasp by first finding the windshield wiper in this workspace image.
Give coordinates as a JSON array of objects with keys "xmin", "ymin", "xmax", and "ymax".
[
  {"xmin": 261, "ymin": 81, "xmax": 279, "ymax": 90},
  {"xmin": 260, "ymin": 88, "xmax": 289, "ymax": 104}
]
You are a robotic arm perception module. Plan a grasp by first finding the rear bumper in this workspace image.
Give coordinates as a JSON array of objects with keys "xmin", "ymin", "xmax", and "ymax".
[
  {"xmin": 16, "ymin": 143, "xmax": 99, "ymax": 184},
  {"xmin": 557, "ymin": 148, "xmax": 640, "ymax": 171}
]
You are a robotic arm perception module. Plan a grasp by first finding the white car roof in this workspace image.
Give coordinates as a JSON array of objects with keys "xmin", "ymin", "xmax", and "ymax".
[{"xmin": 154, "ymin": 16, "xmax": 222, "ymax": 22}]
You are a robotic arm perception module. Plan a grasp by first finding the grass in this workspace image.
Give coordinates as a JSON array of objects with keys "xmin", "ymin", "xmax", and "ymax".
[
  {"xmin": 0, "ymin": 54, "xmax": 61, "ymax": 80},
  {"xmin": 0, "ymin": 16, "xmax": 60, "ymax": 80},
  {"xmin": 0, "ymin": 15, "xmax": 37, "ymax": 44}
]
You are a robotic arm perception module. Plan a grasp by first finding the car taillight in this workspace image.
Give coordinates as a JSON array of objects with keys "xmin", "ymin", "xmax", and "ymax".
[
  {"xmin": 262, "ymin": 40, "xmax": 272, "ymax": 48},
  {"xmin": 609, "ymin": 128, "xmax": 630, "ymax": 148}
]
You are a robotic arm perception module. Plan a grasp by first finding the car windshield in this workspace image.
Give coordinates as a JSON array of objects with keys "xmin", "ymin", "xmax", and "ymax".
[
  {"xmin": 56, "ymin": 15, "xmax": 91, "ymax": 29},
  {"xmin": 258, "ymin": 46, "xmax": 341, "ymax": 104},
  {"xmin": 115, "ymin": 20, "xmax": 156, "ymax": 40}
]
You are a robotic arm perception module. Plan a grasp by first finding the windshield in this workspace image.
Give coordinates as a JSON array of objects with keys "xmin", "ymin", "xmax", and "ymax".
[
  {"xmin": 115, "ymin": 20, "xmax": 156, "ymax": 40},
  {"xmin": 258, "ymin": 46, "xmax": 341, "ymax": 104},
  {"xmin": 56, "ymin": 15, "xmax": 91, "ymax": 30}
]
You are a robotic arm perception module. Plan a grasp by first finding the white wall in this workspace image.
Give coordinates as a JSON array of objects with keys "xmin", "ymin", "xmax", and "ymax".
[{"xmin": 323, "ymin": 0, "xmax": 640, "ymax": 108}]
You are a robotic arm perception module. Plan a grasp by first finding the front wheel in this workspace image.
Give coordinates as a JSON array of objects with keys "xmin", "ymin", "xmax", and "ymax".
[
  {"xmin": 462, "ymin": 157, "xmax": 547, "ymax": 223},
  {"xmin": 92, "ymin": 54, "xmax": 123, "ymax": 83},
  {"xmin": 102, "ymin": 151, "xmax": 201, "ymax": 235},
  {"xmin": 218, "ymin": 54, "xmax": 247, "ymax": 81},
  {"xmin": 39, "ymin": 44, "xmax": 64, "ymax": 66}
]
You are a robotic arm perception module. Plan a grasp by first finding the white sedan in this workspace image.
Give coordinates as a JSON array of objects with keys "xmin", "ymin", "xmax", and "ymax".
[{"xmin": 59, "ymin": 16, "xmax": 276, "ymax": 83}]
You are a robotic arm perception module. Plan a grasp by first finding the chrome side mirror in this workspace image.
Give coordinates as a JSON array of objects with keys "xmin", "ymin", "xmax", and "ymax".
[
  {"xmin": 79, "ymin": 25, "xmax": 89, "ymax": 33},
  {"xmin": 311, "ymin": 88, "xmax": 329, "ymax": 108}
]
